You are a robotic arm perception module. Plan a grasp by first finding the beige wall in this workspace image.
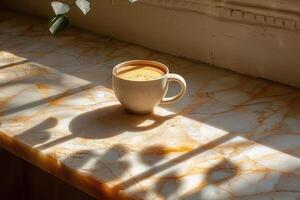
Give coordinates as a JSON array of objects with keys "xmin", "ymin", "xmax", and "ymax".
[{"xmin": 2, "ymin": 0, "xmax": 300, "ymax": 88}]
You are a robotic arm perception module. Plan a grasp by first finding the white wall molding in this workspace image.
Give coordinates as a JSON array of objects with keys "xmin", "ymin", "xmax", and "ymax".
[{"xmin": 138, "ymin": 0, "xmax": 300, "ymax": 31}]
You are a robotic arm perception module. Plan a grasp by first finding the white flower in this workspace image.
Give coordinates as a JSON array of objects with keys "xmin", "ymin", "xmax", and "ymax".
[
  {"xmin": 51, "ymin": 1, "xmax": 70, "ymax": 15},
  {"xmin": 76, "ymin": 0, "xmax": 91, "ymax": 15}
]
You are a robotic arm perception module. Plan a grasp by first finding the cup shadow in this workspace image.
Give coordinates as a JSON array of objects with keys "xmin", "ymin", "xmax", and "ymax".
[
  {"xmin": 38, "ymin": 104, "xmax": 176, "ymax": 150},
  {"xmin": 70, "ymin": 104, "xmax": 175, "ymax": 139}
]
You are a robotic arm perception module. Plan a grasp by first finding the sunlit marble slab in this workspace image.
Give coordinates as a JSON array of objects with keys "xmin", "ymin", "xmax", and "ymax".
[{"xmin": 1, "ymin": 10, "xmax": 300, "ymax": 200}]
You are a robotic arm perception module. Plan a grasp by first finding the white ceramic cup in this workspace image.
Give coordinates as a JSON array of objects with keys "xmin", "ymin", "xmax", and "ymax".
[{"xmin": 112, "ymin": 60, "xmax": 186, "ymax": 114}]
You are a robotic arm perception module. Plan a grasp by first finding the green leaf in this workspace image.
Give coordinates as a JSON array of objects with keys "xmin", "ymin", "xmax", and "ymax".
[
  {"xmin": 48, "ymin": 14, "xmax": 62, "ymax": 27},
  {"xmin": 48, "ymin": 15, "xmax": 69, "ymax": 35}
]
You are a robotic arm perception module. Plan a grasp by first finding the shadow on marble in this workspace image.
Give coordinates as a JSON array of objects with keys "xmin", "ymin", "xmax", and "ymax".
[
  {"xmin": 61, "ymin": 144, "xmax": 130, "ymax": 183},
  {"xmin": 136, "ymin": 145, "xmax": 185, "ymax": 199},
  {"xmin": 37, "ymin": 104, "xmax": 176, "ymax": 150},
  {"xmin": 0, "ymin": 59, "xmax": 28, "ymax": 70},
  {"xmin": 15, "ymin": 117, "xmax": 58, "ymax": 147},
  {"xmin": 134, "ymin": 150, "xmax": 239, "ymax": 200},
  {"xmin": 60, "ymin": 141, "xmax": 239, "ymax": 199},
  {"xmin": 138, "ymin": 145, "xmax": 169, "ymax": 166},
  {"xmin": 181, "ymin": 159, "xmax": 238, "ymax": 200},
  {"xmin": 116, "ymin": 132, "xmax": 239, "ymax": 191}
]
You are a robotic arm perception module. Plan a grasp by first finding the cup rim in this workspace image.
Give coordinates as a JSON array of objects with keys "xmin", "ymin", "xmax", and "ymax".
[{"xmin": 113, "ymin": 60, "xmax": 169, "ymax": 82}]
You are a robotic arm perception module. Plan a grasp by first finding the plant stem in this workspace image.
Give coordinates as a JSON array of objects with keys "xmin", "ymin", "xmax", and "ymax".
[{"xmin": 69, "ymin": 1, "xmax": 76, "ymax": 7}]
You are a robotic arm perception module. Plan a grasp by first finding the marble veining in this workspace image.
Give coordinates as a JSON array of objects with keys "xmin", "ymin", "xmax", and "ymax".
[{"xmin": 1, "ymin": 10, "xmax": 300, "ymax": 200}]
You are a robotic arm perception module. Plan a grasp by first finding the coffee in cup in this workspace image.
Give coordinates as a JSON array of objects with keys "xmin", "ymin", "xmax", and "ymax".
[{"xmin": 117, "ymin": 65, "xmax": 165, "ymax": 81}]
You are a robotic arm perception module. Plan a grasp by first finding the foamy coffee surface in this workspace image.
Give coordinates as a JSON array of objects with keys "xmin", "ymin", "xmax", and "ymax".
[{"xmin": 117, "ymin": 65, "xmax": 165, "ymax": 81}]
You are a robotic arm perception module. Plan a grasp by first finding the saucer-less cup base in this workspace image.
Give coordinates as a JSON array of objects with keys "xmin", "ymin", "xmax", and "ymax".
[{"xmin": 113, "ymin": 60, "xmax": 186, "ymax": 114}]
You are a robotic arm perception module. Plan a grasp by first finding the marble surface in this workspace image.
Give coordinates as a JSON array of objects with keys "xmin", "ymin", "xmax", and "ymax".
[{"xmin": 1, "ymin": 10, "xmax": 300, "ymax": 200}]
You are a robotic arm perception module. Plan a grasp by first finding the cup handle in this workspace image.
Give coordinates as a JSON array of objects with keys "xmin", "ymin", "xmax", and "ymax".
[{"xmin": 161, "ymin": 73, "xmax": 186, "ymax": 104}]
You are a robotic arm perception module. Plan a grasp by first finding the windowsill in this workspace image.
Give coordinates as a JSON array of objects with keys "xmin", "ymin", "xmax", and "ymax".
[{"xmin": 1, "ymin": 10, "xmax": 300, "ymax": 200}]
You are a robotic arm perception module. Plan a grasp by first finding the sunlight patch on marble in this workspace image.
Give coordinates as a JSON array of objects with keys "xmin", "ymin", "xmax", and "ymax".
[{"xmin": 0, "ymin": 51, "xmax": 27, "ymax": 66}]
